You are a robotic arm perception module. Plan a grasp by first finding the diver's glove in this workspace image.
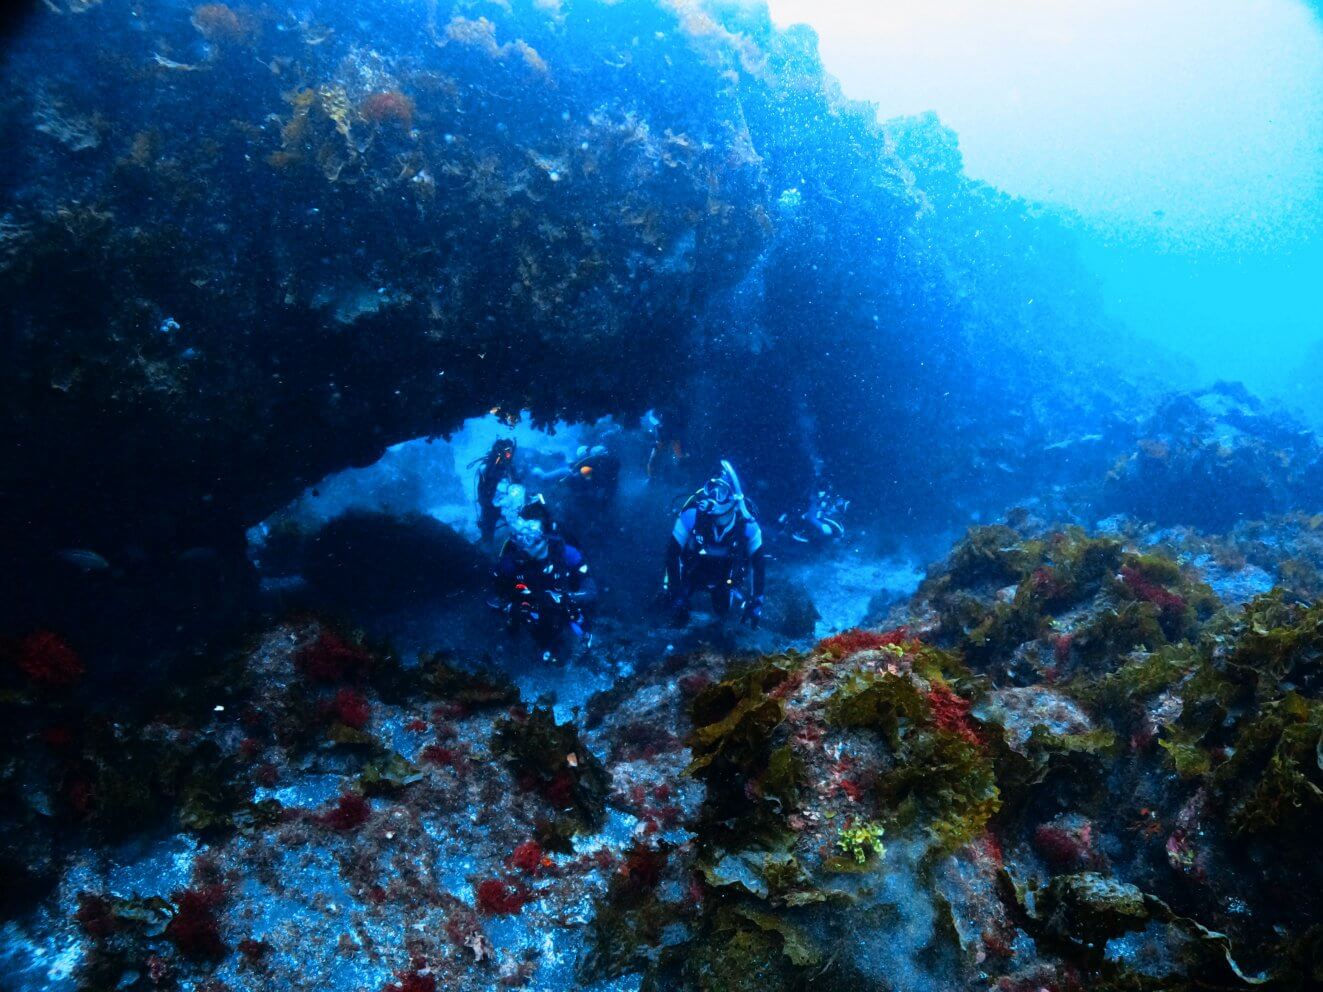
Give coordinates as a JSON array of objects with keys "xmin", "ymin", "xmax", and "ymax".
[{"xmin": 741, "ymin": 595, "xmax": 764, "ymax": 629}]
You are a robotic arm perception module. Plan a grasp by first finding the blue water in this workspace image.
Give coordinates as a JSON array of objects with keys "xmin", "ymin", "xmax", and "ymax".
[{"xmin": 2, "ymin": 2, "xmax": 1322, "ymax": 991}]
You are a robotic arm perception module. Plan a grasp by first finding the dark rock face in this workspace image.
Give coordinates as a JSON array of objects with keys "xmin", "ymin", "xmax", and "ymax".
[
  {"xmin": 1, "ymin": 1, "xmax": 1128, "ymax": 655},
  {"xmin": 1102, "ymin": 383, "xmax": 1323, "ymax": 530}
]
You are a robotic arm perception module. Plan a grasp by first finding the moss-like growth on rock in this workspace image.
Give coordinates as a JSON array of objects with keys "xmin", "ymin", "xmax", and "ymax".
[
  {"xmin": 1215, "ymin": 692, "xmax": 1323, "ymax": 837},
  {"xmin": 686, "ymin": 656, "xmax": 802, "ymax": 849},
  {"xmin": 940, "ymin": 525, "xmax": 1043, "ymax": 589},
  {"xmin": 829, "ymin": 671, "xmax": 999, "ymax": 851},
  {"xmin": 358, "ymin": 750, "xmax": 423, "ymax": 797},
  {"xmin": 422, "ymin": 655, "xmax": 521, "ymax": 710}
]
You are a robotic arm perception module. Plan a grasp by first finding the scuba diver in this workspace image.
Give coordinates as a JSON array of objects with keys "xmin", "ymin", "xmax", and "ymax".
[
  {"xmin": 565, "ymin": 444, "xmax": 621, "ymax": 504},
  {"xmin": 558, "ymin": 442, "xmax": 622, "ymax": 537},
  {"xmin": 777, "ymin": 485, "xmax": 849, "ymax": 548},
  {"xmin": 645, "ymin": 408, "xmax": 688, "ymax": 485},
  {"xmin": 494, "ymin": 511, "xmax": 597, "ymax": 661},
  {"xmin": 664, "ymin": 460, "xmax": 766, "ymax": 627},
  {"xmin": 470, "ymin": 438, "xmax": 518, "ymax": 544}
]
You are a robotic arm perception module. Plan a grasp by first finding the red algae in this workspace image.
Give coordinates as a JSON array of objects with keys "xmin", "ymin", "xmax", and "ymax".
[
  {"xmin": 295, "ymin": 631, "xmax": 374, "ymax": 683},
  {"xmin": 360, "ymin": 90, "xmax": 415, "ymax": 129},
  {"xmin": 383, "ymin": 971, "xmax": 436, "ymax": 992},
  {"xmin": 1053, "ymin": 633, "xmax": 1074, "ymax": 663},
  {"xmin": 330, "ymin": 687, "xmax": 371, "ymax": 729},
  {"xmin": 15, "ymin": 630, "xmax": 85, "ymax": 688},
  {"xmin": 237, "ymin": 937, "xmax": 272, "ymax": 961},
  {"xmin": 474, "ymin": 878, "xmax": 532, "ymax": 915},
  {"xmin": 506, "ymin": 840, "xmax": 548, "ymax": 875},
  {"xmin": 165, "ymin": 886, "xmax": 227, "ymax": 961},
  {"xmin": 927, "ymin": 682, "xmax": 984, "ymax": 746},
  {"xmin": 190, "ymin": 3, "xmax": 256, "ymax": 44},
  {"xmin": 421, "ymin": 744, "xmax": 458, "ymax": 767},
  {"xmin": 320, "ymin": 792, "xmax": 371, "ymax": 831},
  {"xmin": 1033, "ymin": 817, "xmax": 1102, "ymax": 872},
  {"xmin": 816, "ymin": 626, "xmax": 911, "ymax": 659},
  {"xmin": 619, "ymin": 843, "xmax": 665, "ymax": 891},
  {"xmin": 75, "ymin": 893, "xmax": 117, "ymax": 939},
  {"xmin": 1120, "ymin": 565, "xmax": 1186, "ymax": 621}
]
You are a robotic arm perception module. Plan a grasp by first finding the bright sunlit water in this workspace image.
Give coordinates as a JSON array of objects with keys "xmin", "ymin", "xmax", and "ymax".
[{"xmin": 766, "ymin": 0, "xmax": 1323, "ymax": 414}]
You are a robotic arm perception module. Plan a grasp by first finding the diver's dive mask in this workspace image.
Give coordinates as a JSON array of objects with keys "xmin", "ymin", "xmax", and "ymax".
[
  {"xmin": 696, "ymin": 477, "xmax": 735, "ymax": 515},
  {"xmin": 512, "ymin": 518, "xmax": 549, "ymax": 560}
]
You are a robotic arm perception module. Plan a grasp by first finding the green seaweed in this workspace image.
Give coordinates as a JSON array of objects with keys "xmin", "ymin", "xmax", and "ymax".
[
  {"xmin": 580, "ymin": 845, "xmax": 684, "ymax": 982},
  {"xmin": 686, "ymin": 656, "xmax": 801, "ymax": 849},
  {"xmin": 1073, "ymin": 601, "xmax": 1169, "ymax": 668},
  {"xmin": 1212, "ymin": 590, "xmax": 1323, "ymax": 691},
  {"xmin": 835, "ymin": 820, "xmax": 886, "ymax": 865},
  {"xmin": 826, "ymin": 671, "xmax": 929, "ymax": 744},
  {"xmin": 644, "ymin": 904, "xmax": 819, "ymax": 992},
  {"xmin": 421, "ymin": 654, "xmax": 521, "ymax": 709},
  {"xmin": 358, "ymin": 750, "xmax": 423, "ymax": 796},
  {"xmin": 828, "ymin": 671, "xmax": 999, "ymax": 850},
  {"xmin": 1079, "ymin": 644, "xmax": 1199, "ymax": 710},
  {"xmin": 493, "ymin": 704, "xmax": 609, "ymax": 834},
  {"xmin": 1215, "ymin": 692, "xmax": 1323, "ymax": 836},
  {"xmin": 940, "ymin": 525, "xmax": 1042, "ymax": 589}
]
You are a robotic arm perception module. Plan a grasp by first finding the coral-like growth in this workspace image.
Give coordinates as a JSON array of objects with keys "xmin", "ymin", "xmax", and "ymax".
[
  {"xmin": 319, "ymin": 791, "xmax": 370, "ymax": 831},
  {"xmin": 14, "ymin": 630, "xmax": 84, "ymax": 688},
  {"xmin": 295, "ymin": 631, "xmax": 374, "ymax": 683},
  {"xmin": 816, "ymin": 626, "xmax": 910, "ymax": 660},
  {"xmin": 474, "ymin": 878, "xmax": 532, "ymax": 915},
  {"xmin": 507, "ymin": 840, "xmax": 549, "ymax": 875},
  {"xmin": 927, "ymin": 681, "xmax": 984, "ymax": 746},
  {"xmin": 383, "ymin": 970, "xmax": 437, "ymax": 992},
  {"xmin": 329, "ymin": 687, "xmax": 371, "ymax": 730},
  {"xmin": 190, "ymin": 3, "xmax": 256, "ymax": 45},
  {"xmin": 360, "ymin": 90, "xmax": 415, "ymax": 129},
  {"xmin": 165, "ymin": 885, "xmax": 227, "ymax": 961}
]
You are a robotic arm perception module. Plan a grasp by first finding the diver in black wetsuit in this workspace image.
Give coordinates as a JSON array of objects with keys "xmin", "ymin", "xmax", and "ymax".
[
  {"xmin": 779, "ymin": 484, "xmax": 849, "ymax": 548},
  {"xmin": 471, "ymin": 439, "xmax": 517, "ymax": 544},
  {"xmin": 646, "ymin": 408, "xmax": 689, "ymax": 485},
  {"xmin": 663, "ymin": 460, "xmax": 766, "ymax": 628},
  {"xmin": 494, "ymin": 513, "xmax": 597, "ymax": 661}
]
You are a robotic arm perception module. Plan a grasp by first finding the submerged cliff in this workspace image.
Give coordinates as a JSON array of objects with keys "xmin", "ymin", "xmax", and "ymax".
[{"xmin": 1, "ymin": 0, "xmax": 1130, "ymax": 657}]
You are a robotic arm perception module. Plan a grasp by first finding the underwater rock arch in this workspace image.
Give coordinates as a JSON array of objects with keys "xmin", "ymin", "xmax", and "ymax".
[{"xmin": 1, "ymin": 0, "xmax": 1126, "ymax": 662}]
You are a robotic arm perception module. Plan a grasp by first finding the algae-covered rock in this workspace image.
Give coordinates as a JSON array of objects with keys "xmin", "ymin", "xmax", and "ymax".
[
  {"xmin": 1036, "ymin": 872, "xmax": 1152, "ymax": 946},
  {"xmin": 358, "ymin": 750, "xmax": 423, "ymax": 797},
  {"xmin": 493, "ymin": 703, "xmax": 609, "ymax": 834},
  {"xmin": 422, "ymin": 656, "xmax": 521, "ymax": 710},
  {"xmin": 1215, "ymin": 692, "xmax": 1323, "ymax": 837},
  {"xmin": 1103, "ymin": 384, "xmax": 1323, "ymax": 531},
  {"xmin": 686, "ymin": 656, "xmax": 801, "ymax": 848}
]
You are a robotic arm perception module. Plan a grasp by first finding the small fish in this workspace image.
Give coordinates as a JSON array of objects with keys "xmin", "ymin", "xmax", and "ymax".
[
  {"xmin": 153, "ymin": 54, "xmax": 205, "ymax": 72},
  {"xmin": 55, "ymin": 549, "xmax": 110, "ymax": 572}
]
